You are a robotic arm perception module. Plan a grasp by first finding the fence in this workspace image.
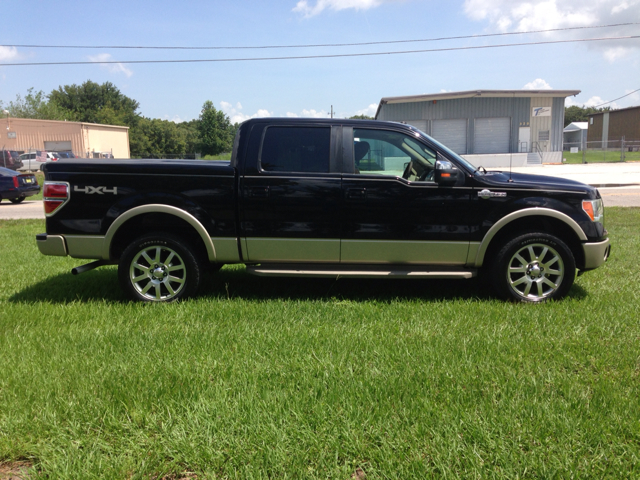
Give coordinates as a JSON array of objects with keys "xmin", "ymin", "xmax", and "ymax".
[{"xmin": 562, "ymin": 138, "xmax": 640, "ymax": 164}]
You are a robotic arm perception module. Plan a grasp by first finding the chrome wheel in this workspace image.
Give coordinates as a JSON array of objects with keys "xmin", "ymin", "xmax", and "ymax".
[
  {"xmin": 507, "ymin": 242, "xmax": 564, "ymax": 301},
  {"xmin": 129, "ymin": 245, "xmax": 187, "ymax": 301}
]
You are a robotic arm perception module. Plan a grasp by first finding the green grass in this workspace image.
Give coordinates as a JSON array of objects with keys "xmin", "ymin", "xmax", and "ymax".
[
  {"xmin": 1, "ymin": 210, "xmax": 639, "ymax": 478},
  {"xmin": 563, "ymin": 150, "xmax": 640, "ymax": 164}
]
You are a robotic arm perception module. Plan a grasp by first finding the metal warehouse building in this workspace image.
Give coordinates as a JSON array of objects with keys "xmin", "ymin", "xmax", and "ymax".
[
  {"xmin": 0, "ymin": 117, "xmax": 130, "ymax": 158},
  {"xmin": 375, "ymin": 89, "xmax": 580, "ymax": 167},
  {"xmin": 587, "ymin": 105, "xmax": 640, "ymax": 148}
]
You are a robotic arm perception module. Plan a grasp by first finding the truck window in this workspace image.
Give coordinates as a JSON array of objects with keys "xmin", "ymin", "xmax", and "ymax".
[
  {"xmin": 354, "ymin": 128, "xmax": 437, "ymax": 181},
  {"xmin": 260, "ymin": 126, "xmax": 330, "ymax": 173}
]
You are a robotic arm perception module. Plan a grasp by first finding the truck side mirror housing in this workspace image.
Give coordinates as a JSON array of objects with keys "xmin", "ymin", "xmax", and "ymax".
[{"xmin": 434, "ymin": 159, "xmax": 458, "ymax": 186}]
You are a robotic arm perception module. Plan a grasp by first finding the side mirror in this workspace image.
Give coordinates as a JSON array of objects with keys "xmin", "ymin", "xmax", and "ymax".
[{"xmin": 434, "ymin": 159, "xmax": 458, "ymax": 185}]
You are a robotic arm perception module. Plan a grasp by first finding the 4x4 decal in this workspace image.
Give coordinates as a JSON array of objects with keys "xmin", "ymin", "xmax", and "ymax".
[{"xmin": 74, "ymin": 185, "xmax": 118, "ymax": 195}]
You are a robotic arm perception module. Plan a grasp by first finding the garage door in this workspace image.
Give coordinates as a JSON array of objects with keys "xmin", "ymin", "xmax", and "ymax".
[
  {"xmin": 474, "ymin": 117, "xmax": 511, "ymax": 154},
  {"xmin": 432, "ymin": 119, "xmax": 467, "ymax": 154},
  {"xmin": 44, "ymin": 141, "xmax": 72, "ymax": 152},
  {"xmin": 405, "ymin": 120, "xmax": 429, "ymax": 135}
]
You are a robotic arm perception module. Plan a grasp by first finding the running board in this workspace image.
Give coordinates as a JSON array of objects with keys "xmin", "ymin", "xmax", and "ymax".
[{"xmin": 246, "ymin": 264, "xmax": 477, "ymax": 279}]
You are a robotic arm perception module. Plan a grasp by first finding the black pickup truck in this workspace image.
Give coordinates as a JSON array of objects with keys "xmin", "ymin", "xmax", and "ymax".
[{"xmin": 37, "ymin": 118, "xmax": 610, "ymax": 303}]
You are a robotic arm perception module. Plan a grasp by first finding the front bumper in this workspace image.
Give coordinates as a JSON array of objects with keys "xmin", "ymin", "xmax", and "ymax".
[{"xmin": 582, "ymin": 238, "xmax": 611, "ymax": 270}]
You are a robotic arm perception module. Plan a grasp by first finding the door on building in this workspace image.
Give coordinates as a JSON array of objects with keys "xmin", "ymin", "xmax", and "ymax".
[
  {"xmin": 44, "ymin": 141, "xmax": 73, "ymax": 152},
  {"xmin": 431, "ymin": 119, "xmax": 468, "ymax": 154},
  {"xmin": 474, "ymin": 117, "xmax": 511, "ymax": 154},
  {"xmin": 518, "ymin": 127, "xmax": 530, "ymax": 153}
]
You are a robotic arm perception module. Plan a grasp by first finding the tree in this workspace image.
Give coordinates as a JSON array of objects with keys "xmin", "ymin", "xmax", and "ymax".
[
  {"xmin": 130, "ymin": 117, "xmax": 189, "ymax": 158},
  {"xmin": 564, "ymin": 105, "xmax": 610, "ymax": 127},
  {"xmin": 1, "ymin": 88, "xmax": 74, "ymax": 120},
  {"xmin": 48, "ymin": 80, "xmax": 140, "ymax": 126},
  {"xmin": 349, "ymin": 114, "xmax": 373, "ymax": 120},
  {"xmin": 197, "ymin": 101, "xmax": 234, "ymax": 156}
]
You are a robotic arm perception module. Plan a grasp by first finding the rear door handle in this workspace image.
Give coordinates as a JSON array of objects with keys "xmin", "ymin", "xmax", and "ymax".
[
  {"xmin": 248, "ymin": 186, "xmax": 270, "ymax": 198},
  {"xmin": 346, "ymin": 188, "xmax": 367, "ymax": 200}
]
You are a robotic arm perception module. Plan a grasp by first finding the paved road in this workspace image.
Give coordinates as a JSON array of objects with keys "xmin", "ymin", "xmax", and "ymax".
[
  {"xmin": 0, "ymin": 200, "xmax": 45, "ymax": 220},
  {"xmin": 1, "ymin": 188, "xmax": 639, "ymax": 221},
  {"xmin": 599, "ymin": 186, "xmax": 640, "ymax": 207}
]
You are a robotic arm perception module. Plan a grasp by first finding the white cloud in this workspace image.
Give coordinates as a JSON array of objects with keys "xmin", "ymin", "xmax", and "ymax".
[
  {"xmin": 293, "ymin": 0, "xmax": 399, "ymax": 17},
  {"xmin": 462, "ymin": 0, "xmax": 640, "ymax": 61},
  {"xmin": 603, "ymin": 46, "xmax": 633, "ymax": 62},
  {"xmin": 286, "ymin": 112, "xmax": 299, "ymax": 117},
  {"xmin": 301, "ymin": 108, "xmax": 328, "ymax": 117},
  {"xmin": 0, "ymin": 46, "xmax": 19, "ymax": 62},
  {"xmin": 523, "ymin": 78, "xmax": 552, "ymax": 90},
  {"xmin": 220, "ymin": 101, "xmax": 272, "ymax": 124},
  {"xmin": 87, "ymin": 53, "xmax": 133, "ymax": 77},
  {"xmin": 354, "ymin": 103, "xmax": 378, "ymax": 117},
  {"xmin": 162, "ymin": 114, "xmax": 185, "ymax": 123}
]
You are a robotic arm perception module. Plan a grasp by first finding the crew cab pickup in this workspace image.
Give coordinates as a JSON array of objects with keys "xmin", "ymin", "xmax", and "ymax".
[{"xmin": 36, "ymin": 118, "xmax": 610, "ymax": 302}]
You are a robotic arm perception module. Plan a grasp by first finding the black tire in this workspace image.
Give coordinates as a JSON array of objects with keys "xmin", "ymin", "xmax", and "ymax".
[
  {"xmin": 491, "ymin": 232, "xmax": 576, "ymax": 303},
  {"xmin": 118, "ymin": 233, "xmax": 201, "ymax": 302},
  {"xmin": 9, "ymin": 196, "xmax": 25, "ymax": 204}
]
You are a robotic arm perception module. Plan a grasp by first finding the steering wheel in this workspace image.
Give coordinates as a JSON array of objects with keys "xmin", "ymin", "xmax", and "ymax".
[
  {"xmin": 402, "ymin": 161, "xmax": 415, "ymax": 180},
  {"xmin": 419, "ymin": 169, "xmax": 434, "ymax": 182}
]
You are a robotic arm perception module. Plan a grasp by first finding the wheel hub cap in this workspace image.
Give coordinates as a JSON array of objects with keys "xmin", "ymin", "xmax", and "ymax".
[
  {"xmin": 129, "ymin": 245, "xmax": 186, "ymax": 301},
  {"xmin": 507, "ymin": 243, "xmax": 565, "ymax": 301}
]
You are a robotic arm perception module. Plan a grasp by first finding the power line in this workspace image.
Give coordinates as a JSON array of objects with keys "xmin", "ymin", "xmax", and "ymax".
[
  {"xmin": 1, "ymin": 35, "xmax": 638, "ymax": 67},
  {"xmin": 1, "ymin": 22, "xmax": 638, "ymax": 51},
  {"xmin": 592, "ymin": 87, "xmax": 640, "ymax": 107}
]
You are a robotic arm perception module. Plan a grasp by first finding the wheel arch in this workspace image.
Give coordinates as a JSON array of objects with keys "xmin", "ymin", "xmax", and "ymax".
[
  {"xmin": 474, "ymin": 208, "xmax": 587, "ymax": 268},
  {"xmin": 103, "ymin": 204, "xmax": 216, "ymax": 262}
]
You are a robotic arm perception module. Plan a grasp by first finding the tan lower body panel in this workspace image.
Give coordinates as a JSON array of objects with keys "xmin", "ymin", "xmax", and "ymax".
[
  {"xmin": 340, "ymin": 239, "xmax": 470, "ymax": 265},
  {"xmin": 65, "ymin": 235, "xmax": 105, "ymax": 259},
  {"xmin": 244, "ymin": 238, "xmax": 340, "ymax": 262}
]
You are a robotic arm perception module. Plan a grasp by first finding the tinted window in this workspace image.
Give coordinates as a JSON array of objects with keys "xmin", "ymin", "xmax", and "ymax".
[{"xmin": 261, "ymin": 126, "xmax": 330, "ymax": 173}]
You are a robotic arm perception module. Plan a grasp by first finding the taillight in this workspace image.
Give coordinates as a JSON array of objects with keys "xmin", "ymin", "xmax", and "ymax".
[
  {"xmin": 13, "ymin": 176, "xmax": 19, "ymax": 188},
  {"xmin": 43, "ymin": 182, "xmax": 70, "ymax": 216}
]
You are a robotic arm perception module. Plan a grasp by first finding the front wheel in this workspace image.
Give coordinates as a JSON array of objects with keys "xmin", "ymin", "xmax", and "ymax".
[
  {"xmin": 118, "ymin": 233, "xmax": 201, "ymax": 302},
  {"xmin": 9, "ymin": 196, "xmax": 25, "ymax": 204},
  {"xmin": 492, "ymin": 233, "xmax": 576, "ymax": 302}
]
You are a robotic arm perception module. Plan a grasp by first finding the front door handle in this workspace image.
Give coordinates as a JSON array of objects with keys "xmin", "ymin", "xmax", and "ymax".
[{"xmin": 346, "ymin": 188, "xmax": 366, "ymax": 200}]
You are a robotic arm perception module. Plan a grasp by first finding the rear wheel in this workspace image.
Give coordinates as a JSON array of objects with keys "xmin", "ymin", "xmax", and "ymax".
[
  {"xmin": 118, "ymin": 233, "xmax": 201, "ymax": 302},
  {"xmin": 492, "ymin": 232, "xmax": 575, "ymax": 302},
  {"xmin": 9, "ymin": 196, "xmax": 25, "ymax": 204}
]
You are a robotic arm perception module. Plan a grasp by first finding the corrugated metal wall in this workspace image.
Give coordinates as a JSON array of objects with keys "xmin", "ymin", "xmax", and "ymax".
[
  {"xmin": 551, "ymin": 97, "xmax": 565, "ymax": 151},
  {"xmin": 377, "ymin": 96, "xmax": 531, "ymax": 154}
]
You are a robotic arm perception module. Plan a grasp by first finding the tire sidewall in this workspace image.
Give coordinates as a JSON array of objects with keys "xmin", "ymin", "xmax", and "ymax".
[
  {"xmin": 118, "ymin": 233, "xmax": 200, "ymax": 302},
  {"xmin": 493, "ymin": 232, "xmax": 576, "ymax": 303}
]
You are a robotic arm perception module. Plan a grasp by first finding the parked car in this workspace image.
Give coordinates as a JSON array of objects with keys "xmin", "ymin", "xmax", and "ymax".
[
  {"xmin": 55, "ymin": 151, "xmax": 77, "ymax": 158},
  {"xmin": 0, "ymin": 167, "xmax": 40, "ymax": 203},
  {"xmin": 0, "ymin": 150, "xmax": 23, "ymax": 170},
  {"xmin": 17, "ymin": 151, "xmax": 60, "ymax": 171}
]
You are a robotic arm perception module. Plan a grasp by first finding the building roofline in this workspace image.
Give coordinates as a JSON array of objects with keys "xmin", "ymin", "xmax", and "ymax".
[
  {"xmin": 8, "ymin": 117, "xmax": 130, "ymax": 130},
  {"xmin": 375, "ymin": 89, "xmax": 581, "ymax": 118},
  {"xmin": 588, "ymin": 104, "xmax": 640, "ymax": 116}
]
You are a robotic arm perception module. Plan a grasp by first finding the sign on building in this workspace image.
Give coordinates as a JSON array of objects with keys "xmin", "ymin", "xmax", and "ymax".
[{"xmin": 532, "ymin": 107, "xmax": 551, "ymax": 117}]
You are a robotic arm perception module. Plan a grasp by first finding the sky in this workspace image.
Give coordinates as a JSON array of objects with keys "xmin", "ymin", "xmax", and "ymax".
[{"xmin": 1, "ymin": 0, "xmax": 639, "ymax": 123}]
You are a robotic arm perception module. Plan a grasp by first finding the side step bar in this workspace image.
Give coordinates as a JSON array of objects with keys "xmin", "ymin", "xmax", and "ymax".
[{"xmin": 246, "ymin": 264, "xmax": 477, "ymax": 279}]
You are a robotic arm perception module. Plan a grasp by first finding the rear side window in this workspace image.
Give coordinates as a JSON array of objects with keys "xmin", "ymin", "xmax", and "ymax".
[{"xmin": 260, "ymin": 126, "xmax": 330, "ymax": 173}]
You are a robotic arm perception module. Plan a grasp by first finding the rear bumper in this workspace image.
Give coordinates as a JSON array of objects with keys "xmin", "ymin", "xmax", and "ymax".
[
  {"xmin": 582, "ymin": 238, "xmax": 611, "ymax": 270},
  {"xmin": 36, "ymin": 233, "xmax": 68, "ymax": 256}
]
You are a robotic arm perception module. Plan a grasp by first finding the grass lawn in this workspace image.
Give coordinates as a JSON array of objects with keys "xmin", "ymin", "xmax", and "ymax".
[
  {"xmin": 562, "ymin": 150, "xmax": 640, "ymax": 164},
  {"xmin": 1, "ymin": 209, "xmax": 639, "ymax": 478}
]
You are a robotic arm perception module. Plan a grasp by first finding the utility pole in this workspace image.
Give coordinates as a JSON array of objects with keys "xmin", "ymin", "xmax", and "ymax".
[{"xmin": 329, "ymin": 105, "xmax": 334, "ymax": 118}]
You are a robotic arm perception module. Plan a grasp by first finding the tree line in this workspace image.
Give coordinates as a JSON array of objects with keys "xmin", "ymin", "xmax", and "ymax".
[{"xmin": 0, "ymin": 81, "xmax": 236, "ymax": 158}]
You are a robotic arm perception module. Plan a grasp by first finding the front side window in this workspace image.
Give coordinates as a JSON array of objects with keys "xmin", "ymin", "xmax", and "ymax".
[
  {"xmin": 353, "ymin": 128, "xmax": 437, "ymax": 181},
  {"xmin": 260, "ymin": 126, "xmax": 330, "ymax": 173}
]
